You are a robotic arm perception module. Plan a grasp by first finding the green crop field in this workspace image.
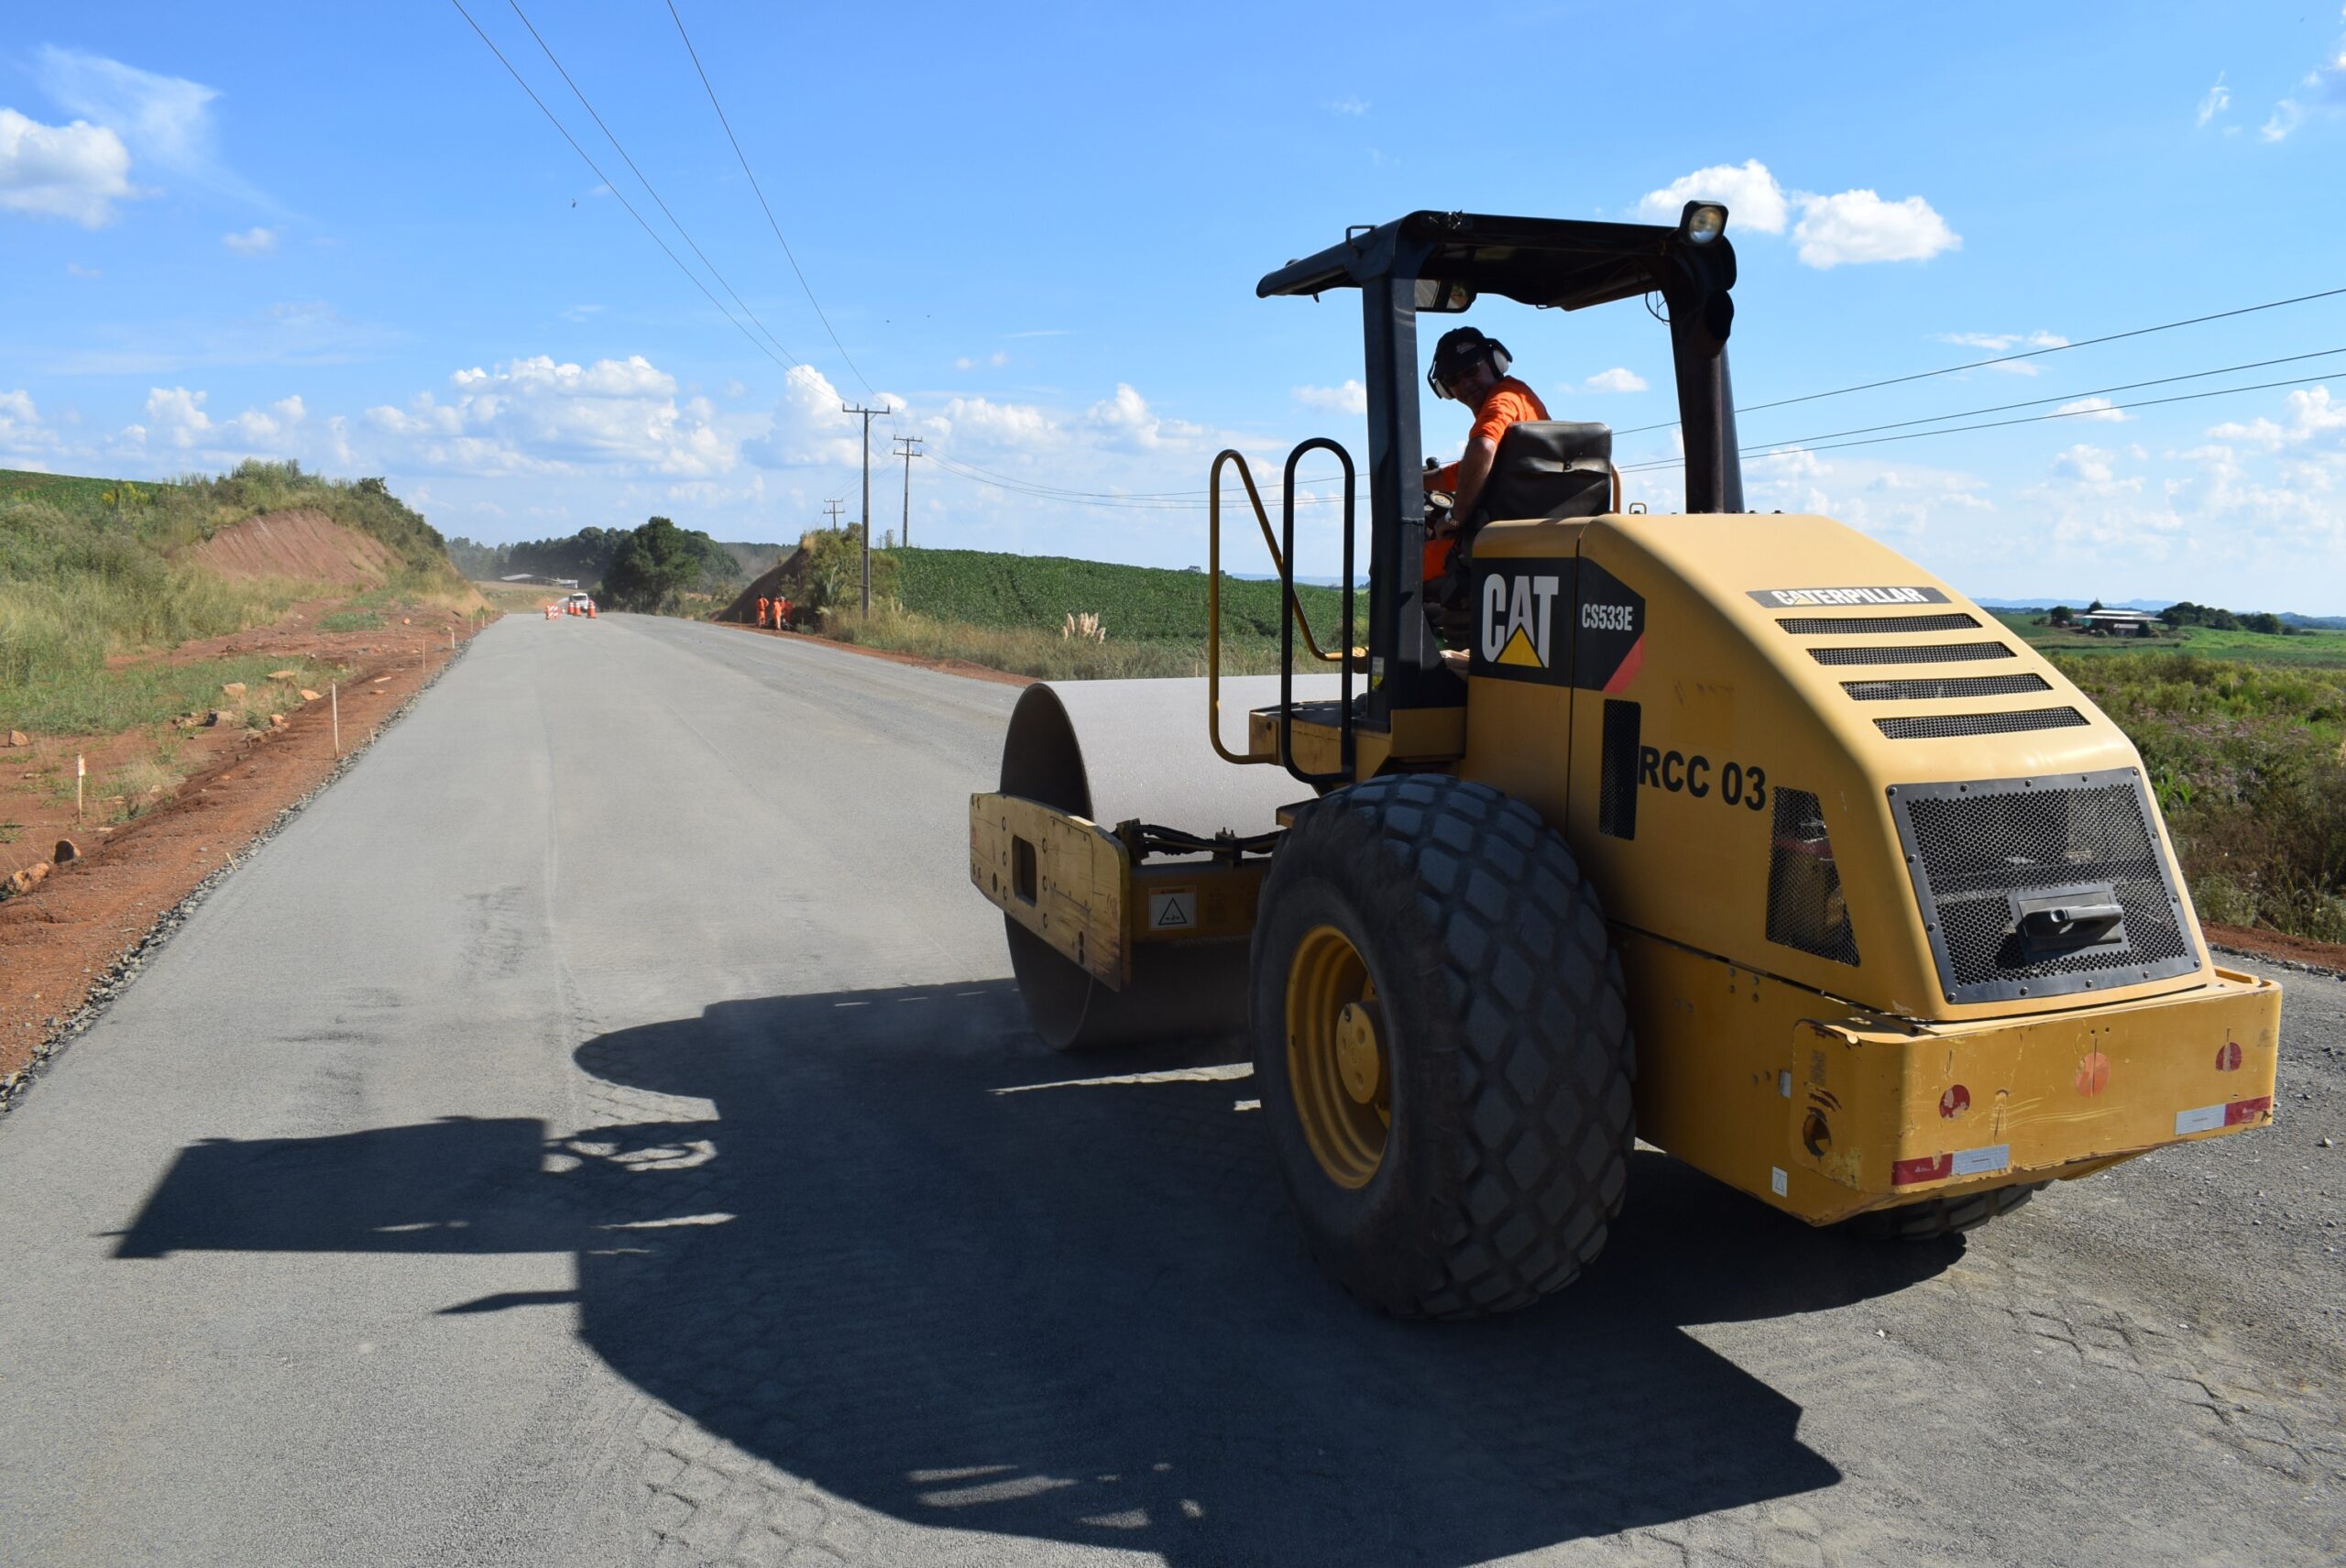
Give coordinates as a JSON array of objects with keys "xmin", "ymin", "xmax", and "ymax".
[
  {"xmin": 0, "ymin": 468, "xmax": 168, "ymax": 511},
  {"xmin": 1990, "ymin": 611, "xmax": 2346, "ymax": 669},
  {"xmin": 889, "ymin": 547, "xmax": 1361, "ymax": 646}
]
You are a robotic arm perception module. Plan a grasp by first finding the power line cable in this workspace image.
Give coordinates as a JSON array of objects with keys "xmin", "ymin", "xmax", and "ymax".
[
  {"xmin": 1629, "ymin": 345, "xmax": 2346, "ymax": 466},
  {"xmin": 1619, "ymin": 370, "xmax": 2337, "ymax": 473},
  {"xmin": 665, "ymin": 0, "xmax": 879, "ymax": 399},
  {"xmin": 505, "ymin": 0, "xmax": 804, "ymax": 368},
  {"xmin": 1611, "ymin": 282, "xmax": 2346, "ymax": 438},
  {"xmin": 448, "ymin": 0, "xmax": 797, "ymax": 374}
]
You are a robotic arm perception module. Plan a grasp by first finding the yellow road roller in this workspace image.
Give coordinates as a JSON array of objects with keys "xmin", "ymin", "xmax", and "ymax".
[{"xmin": 970, "ymin": 207, "xmax": 2282, "ymax": 1319}]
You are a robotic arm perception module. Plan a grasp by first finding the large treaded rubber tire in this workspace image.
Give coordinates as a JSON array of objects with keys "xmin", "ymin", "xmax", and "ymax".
[
  {"xmin": 1250, "ymin": 773, "xmax": 1634, "ymax": 1320},
  {"xmin": 1847, "ymin": 1181, "xmax": 2045, "ymax": 1241}
]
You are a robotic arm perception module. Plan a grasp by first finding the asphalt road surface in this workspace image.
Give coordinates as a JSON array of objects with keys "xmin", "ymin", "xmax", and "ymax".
[{"xmin": 2, "ymin": 613, "xmax": 2340, "ymax": 1568}]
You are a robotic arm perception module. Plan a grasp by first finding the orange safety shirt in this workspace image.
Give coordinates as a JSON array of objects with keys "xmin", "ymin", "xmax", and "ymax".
[{"xmin": 1423, "ymin": 376, "xmax": 1549, "ymax": 579}]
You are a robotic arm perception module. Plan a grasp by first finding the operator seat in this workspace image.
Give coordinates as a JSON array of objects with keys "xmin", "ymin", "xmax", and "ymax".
[
  {"xmin": 1472, "ymin": 421, "xmax": 1615, "ymax": 525},
  {"xmin": 1429, "ymin": 422, "xmax": 1617, "ymax": 652}
]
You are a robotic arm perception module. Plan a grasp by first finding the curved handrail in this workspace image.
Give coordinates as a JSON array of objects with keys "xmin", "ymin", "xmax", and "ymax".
[
  {"xmin": 1207, "ymin": 448, "xmax": 1355, "ymax": 766},
  {"xmin": 1280, "ymin": 438, "xmax": 1356, "ymax": 787}
]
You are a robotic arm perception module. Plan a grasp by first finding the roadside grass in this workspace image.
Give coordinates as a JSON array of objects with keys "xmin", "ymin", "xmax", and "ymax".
[
  {"xmin": 99, "ymin": 754, "xmax": 181, "ymax": 824},
  {"xmin": 475, "ymin": 581, "xmax": 555, "ymax": 611},
  {"xmin": 319, "ymin": 610, "xmax": 385, "ymax": 633},
  {"xmin": 1996, "ymin": 612, "xmax": 2346, "ymax": 669},
  {"xmin": 1, "ymin": 652, "xmax": 343, "ymax": 737},
  {"xmin": 2, "ymin": 462, "xmax": 472, "ymax": 738},
  {"xmin": 815, "ymin": 600, "xmax": 1309, "ymax": 680},
  {"xmin": 2055, "ymin": 653, "xmax": 2346, "ymax": 942}
]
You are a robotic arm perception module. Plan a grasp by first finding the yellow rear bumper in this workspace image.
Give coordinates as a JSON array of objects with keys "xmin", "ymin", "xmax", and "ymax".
[{"xmin": 1787, "ymin": 966, "xmax": 2281, "ymax": 1219}]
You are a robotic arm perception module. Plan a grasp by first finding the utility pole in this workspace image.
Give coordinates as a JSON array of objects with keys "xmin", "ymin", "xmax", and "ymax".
[
  {"xmin": 823, "ymin": 498, "xmax": 845, "ymax": 531},
  {"xmin": 842, "ymin": 402, "xmax": 884, "ymax": 617},
  {"xmin": 892, "ymin": 434, "xmax": 924, "ymax": 548}
]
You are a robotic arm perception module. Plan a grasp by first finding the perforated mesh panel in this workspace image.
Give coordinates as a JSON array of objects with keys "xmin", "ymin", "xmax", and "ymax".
[
  {"xmin": 1843, "ymin": 673, "xmax": 2050, "ymax": 702},
  {"xmin": 1810, "ymin": 641, "xmax": 2016, "ymax": 666},
  {"xmin": 1876, "ymin": 707, "xmax": 2086, "ymax": 740},
  {"xmin": 1892, "ymin": 773, "xmax": 2198, "ymax": 1003},
  {"xmin": 1767, "ymin": 788, "xmax": 1860, "ymax": 966},
  {"xmin": 1778, "ymin": 612, "xmax": 1979, "ymax": 635}
]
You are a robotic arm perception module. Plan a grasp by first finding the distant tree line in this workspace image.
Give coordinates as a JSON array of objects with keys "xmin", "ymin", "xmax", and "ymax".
[
  {"xmin": 2161, "ymin": 601, "xmax": 2294, "ymax": 636},
  {"xmin": 445, "ymin": 521, "xmax": 742, "ymax": 611},
  {"xmin": 2042, "ymin": 599, "xmax": 2297, "ymax": 637}
]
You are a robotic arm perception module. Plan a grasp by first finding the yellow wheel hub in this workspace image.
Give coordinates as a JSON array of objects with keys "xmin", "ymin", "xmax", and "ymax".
[{"xmin": 1285, "ymin": 925, "xmax": 1391, "ymax": 1189}]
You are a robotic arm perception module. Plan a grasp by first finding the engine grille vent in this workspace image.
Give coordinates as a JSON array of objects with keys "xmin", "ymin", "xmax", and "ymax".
[
  {"xmin": 1845, "ymin": 673, "xmax": 2052, "ymax": 702},
  {"xmin": 1876, "ymin": 707, "xmax": 2087, "ymax": 740},
  {"xmin": 1779, "ymin": 612, "xmax": 1979, "ymax": 635},
  {"xmin": 1890, "ymin": 771, "xmax": 2198, "ymax": 1004},
  {"xmin": 1810, "ymin": 641, "xmax": 2016, "ymax": 666},
  {"xmin": 1767, "ymin": 787, "xmax": 1859, "ymax": 966}
]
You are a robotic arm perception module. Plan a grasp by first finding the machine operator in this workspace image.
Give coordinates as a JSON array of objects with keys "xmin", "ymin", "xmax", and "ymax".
[{"xmin": 1422, "ymin": 325, "xmax": 1546, "ymax": 579}]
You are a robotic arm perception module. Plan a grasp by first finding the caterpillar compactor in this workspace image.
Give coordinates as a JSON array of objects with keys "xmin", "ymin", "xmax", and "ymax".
[{"xmin": 970, "ymin": 206, "xmax": 2283, "ymax": 1319}]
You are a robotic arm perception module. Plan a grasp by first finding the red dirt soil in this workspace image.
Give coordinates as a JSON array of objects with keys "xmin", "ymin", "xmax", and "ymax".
[
  {"xmin": 188, "ymin": 509, "xmax": 401, "ymax": 584},
  {"xmin": 0, "ymin": 606, "xmax": 486, "ymax": 1083}
]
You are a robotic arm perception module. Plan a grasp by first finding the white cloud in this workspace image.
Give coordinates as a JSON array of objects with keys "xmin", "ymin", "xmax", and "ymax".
[
  {"xmin": 2057, "ymin": 396, "xmax": 2127, "ymax": 423},
  {"xmin": 0, "ymin": 389, "xmax": 55, "ymax": 454},
  {"xmin": 368, "ymin": 354, "xmax": 734, "ymax": 477},
  {"xmin": 137, "ymin": 387, "xmax": 308, "ymax": 453},
  {"xmin": 1635, "ymin": 161, "xmax": 1957, "ymax": 268},
  {"xmin": 1941, "ymin": 330, "xmax": 2067, "ymax": 353},
  {"xmin": 2213, "ymin": 386, "xmax": 2346, "ymax": 447},
  {"xmin": 742, "ymin": 364, "xmax": 876, "ymax": 468},
  {"xmin": 221, "ymin": 225, "xmax": 276, "ymax": 255},
  {"xmin": 1325, "ymin": 97, "xmax": 1370, "ymax": 116},
  {"xmin": 953, "ymin": 350, "xmax": 1012, "ymax": 370},
  {"xmin": 2197, "ymin": 72, "xmax": 2231, "ymax": 126},
  {"xmin": 36, "ymin": 48, "xmax": 265, "ymax": 207},
  {"xmin": 2261, "ymin": 100, "xmax": 2303, "ymax": 140},
  {"xmin": 1635, "ymin": 159, "xmax": 1789, "ymax": 234},
  {"xmin": 2207, "ymin": 415, "xmax": 2287, "ymax": 446},
  {"xmin": 1792, "ymin": 189, "xmax": 1960, "ymax": 268},
  {"xmin": 1738, "ymin": 445, "xmax": 1992, "ymax": 540},
  {"xmin": 0, "ymin": 108, "xmax": 141, "ymax": 226},
  {"xmin": 1294, "ymin": 380, "xmax": 1367, "ymax": 415},
  {"xmin": 2285, "ymin": 384, "xmax": 2346, "ymax": 436},
  {"xmin": 1582, "ymin": 367, "xmax": 1649, "ymax": 394},
  {"xmin": 1085, "ymin": 383, "xmax": 1205, "ymax": 451},
  {"xmin": 2051, "ymin": 444, "xmax": 2117, "ymax": 483},
  {"xmin": 65, "ymin": 261, "xmax": 101, "ymax": 278}
]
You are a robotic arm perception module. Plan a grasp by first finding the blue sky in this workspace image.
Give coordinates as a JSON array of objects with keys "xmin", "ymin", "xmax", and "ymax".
[{"xmin": 5, "ymin": 2, "xmax": 2345, "ymax": 610}]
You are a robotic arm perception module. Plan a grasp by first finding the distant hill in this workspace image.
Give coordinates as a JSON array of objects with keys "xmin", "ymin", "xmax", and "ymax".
[{"xmin": 1974, "ymin": 597, "xmax": 2176, "ymax": 612}]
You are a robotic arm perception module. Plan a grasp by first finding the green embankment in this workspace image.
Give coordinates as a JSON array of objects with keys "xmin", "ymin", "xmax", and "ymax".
[{"xmin": 0, "ymin": 461, "xmax": 466, "ymax": 733}]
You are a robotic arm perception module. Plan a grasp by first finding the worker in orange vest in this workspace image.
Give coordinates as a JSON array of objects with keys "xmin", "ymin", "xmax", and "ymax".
[
  {"xmin": 776, "ymin": 596, "xmax": 793, "ymax": 630},
  {"xmin": 756, "ymin": 595, "xmax": 771, "ymax": 629}
]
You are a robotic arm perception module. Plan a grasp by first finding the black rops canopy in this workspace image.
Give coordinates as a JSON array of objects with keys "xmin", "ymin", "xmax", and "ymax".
[
  {"xmin": 1256, "ymin": 211, "xmax": 1728, "ymax": 314},
  {"xmin": 1253, "ymin": 210, "xmax": 1747, "ymax": 722}
]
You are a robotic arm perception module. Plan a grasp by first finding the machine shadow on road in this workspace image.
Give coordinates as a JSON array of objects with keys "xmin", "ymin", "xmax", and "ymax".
[{"xmin": 114, "ymin": 979, "xmax": 1968, "ymax": 1566}]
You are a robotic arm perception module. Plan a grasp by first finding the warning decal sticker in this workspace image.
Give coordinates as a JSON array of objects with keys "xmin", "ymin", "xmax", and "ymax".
[{"xmin": 1148, "ymin": 887, "xmax": 1197, "ymax": 931}]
